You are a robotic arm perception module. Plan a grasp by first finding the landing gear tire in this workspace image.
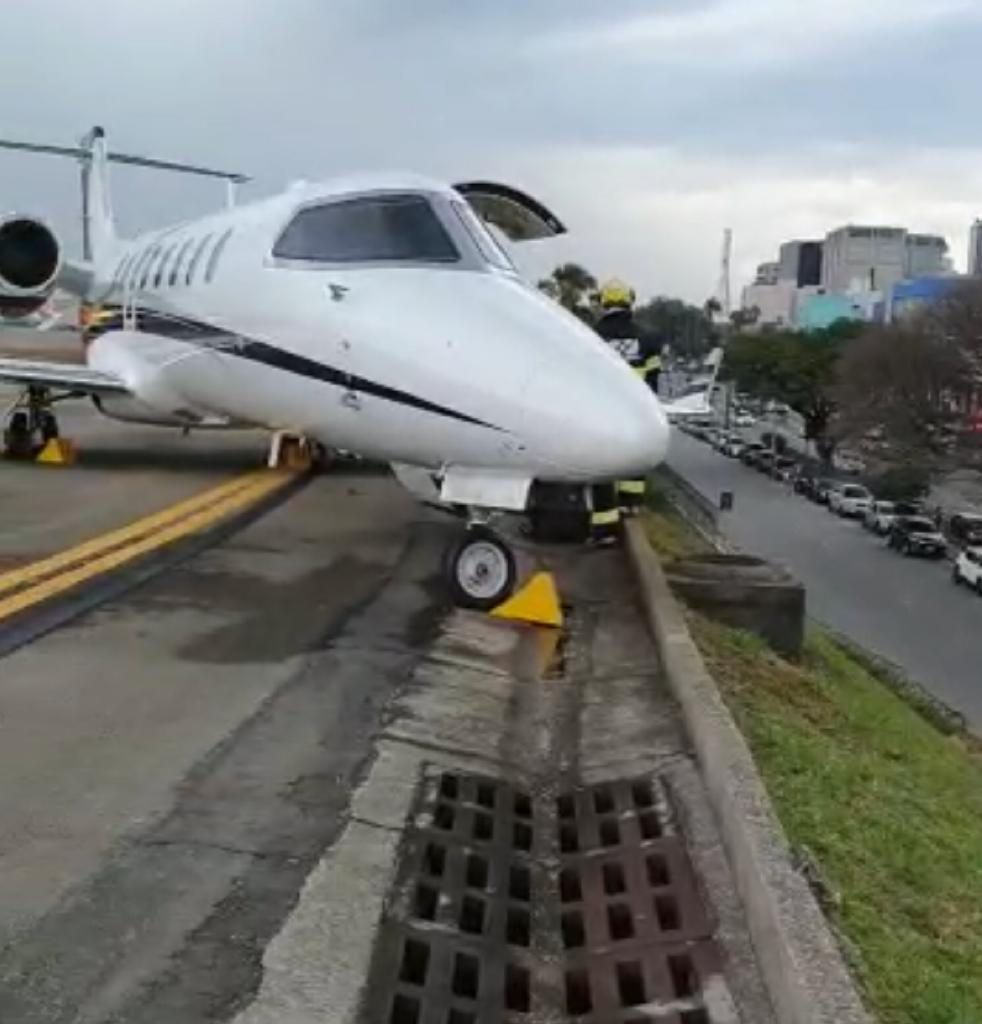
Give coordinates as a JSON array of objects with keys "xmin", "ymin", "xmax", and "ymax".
[
  {"xmin": 40, "ymin": 411, "xmax": 59, "ymax": 442},
  {"xmin": 3, "ymin": 411, "xmax": 34, "ymax": 460},
  {"xmin": 447, "ymin": 526, "xmax": 516, "ymax": 611}
]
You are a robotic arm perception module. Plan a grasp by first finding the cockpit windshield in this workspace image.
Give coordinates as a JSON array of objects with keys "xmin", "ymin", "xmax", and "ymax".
[
  {"xmin": 273, "ymin": 194, "xmax": 459, "ymax": 264},
  {"xmin": 450, "ymin": 199, "xmax": 517, "ymax": 272}
]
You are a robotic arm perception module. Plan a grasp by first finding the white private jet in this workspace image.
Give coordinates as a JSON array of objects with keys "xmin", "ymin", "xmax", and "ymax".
[{"xmin": 0, "ymin": 127, "xmax": 669, "ymax": 607}]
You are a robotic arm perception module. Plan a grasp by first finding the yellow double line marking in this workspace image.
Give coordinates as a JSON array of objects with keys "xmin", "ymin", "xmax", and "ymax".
[{"xmin": 0, "ymin": 468, "xmax": 296, "ymax": 624}]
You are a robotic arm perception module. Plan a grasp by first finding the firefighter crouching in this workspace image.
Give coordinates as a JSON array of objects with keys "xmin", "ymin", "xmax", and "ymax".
[{"xmin": 589, "ymin": 279, "xmax": 661, "ymax": 543}]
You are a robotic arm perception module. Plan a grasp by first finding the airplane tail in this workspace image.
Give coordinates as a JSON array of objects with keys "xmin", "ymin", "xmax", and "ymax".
[
  {"xmin": 0, "ymin": 126, "xmax": 249, "ymax": 264},
  {"xmin": 80, "ymin": 127, "xmax": 116, "ymax": 263}
]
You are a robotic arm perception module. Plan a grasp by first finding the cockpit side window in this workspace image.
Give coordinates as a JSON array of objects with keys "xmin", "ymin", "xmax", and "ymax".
[
  {"xmin": 450, "ymin": 199, "xmax": 516, "ymax": 272},
  {"xmin": 273, "ymin": 194, "xmax": 459, "ymax": 264}
]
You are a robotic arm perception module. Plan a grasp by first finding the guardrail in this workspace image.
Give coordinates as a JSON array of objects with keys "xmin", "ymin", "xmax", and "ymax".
[{"xmin": 654, "ymin": 464, "xmax": 721, "ymax": 536}]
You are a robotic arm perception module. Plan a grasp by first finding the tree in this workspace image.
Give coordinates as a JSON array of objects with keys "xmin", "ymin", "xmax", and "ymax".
[
  {"xmin": 729, "ymin": 306, "xmax": 760, "ymax": 331},
  {"xmin": 634, "ymin": 296, "xmax": 715, "ymax": 360},
  {"xmin": 834, "ymin": 318, "xmax": 970, "ymax": 470},
  {"xmin": 723, "ymin": 329, "xmax": 845, "ymax": 460},
  {"xmin": 537, "ymin": 263, "xmax": 598, "ymax": 323}
]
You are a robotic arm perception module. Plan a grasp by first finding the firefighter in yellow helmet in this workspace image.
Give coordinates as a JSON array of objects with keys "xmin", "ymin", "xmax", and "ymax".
[{"xmin": 588, "ymin": 279, "xmax": 662, "ymax": 542}]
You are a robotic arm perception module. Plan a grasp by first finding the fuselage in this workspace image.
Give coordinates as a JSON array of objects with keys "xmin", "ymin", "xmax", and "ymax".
[{"xmin": 85, "ymin": 173, "xmax": 669, "ymax": 483}]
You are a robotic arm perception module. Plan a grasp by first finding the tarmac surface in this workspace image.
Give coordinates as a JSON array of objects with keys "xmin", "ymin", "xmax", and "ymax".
[
  {"xmin": 668, "ymin": 427, "xmax": 982, "ymax": 732},
  {"xmin": 0, "ymin": 414, "xmax": 773, "ymax": 1022},
  {"xmin": 0, "ymin": 466, "xmax": 426, "ymax": 1022}
]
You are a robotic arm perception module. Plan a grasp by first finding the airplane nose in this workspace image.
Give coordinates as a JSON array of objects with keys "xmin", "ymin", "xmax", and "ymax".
[
  {"xmin": 524, "ymin": 363, "xmax": 669, "ymax": 479},
  {"xmin": 613, "ymin": 382, "xmax": 670, "ymax": 476}
]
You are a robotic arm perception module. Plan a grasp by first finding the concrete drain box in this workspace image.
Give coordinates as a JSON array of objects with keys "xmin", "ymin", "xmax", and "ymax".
[{"xmin": 359, "ymin": 771, "xmax": 727, "ymax": 1024}]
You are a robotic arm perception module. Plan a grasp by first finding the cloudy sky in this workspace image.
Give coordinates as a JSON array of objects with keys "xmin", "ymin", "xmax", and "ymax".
[{"xmin": 2, "ymin": 0, "xmax": 981, "ymax": 303}]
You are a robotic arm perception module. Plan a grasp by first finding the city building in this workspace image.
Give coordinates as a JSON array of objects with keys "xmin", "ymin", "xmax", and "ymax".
[
  {"xmin": 905, "ymin": 233, "xmax": 950, "ymax": 278},
  {"xmin": 795, "ymin": 291, "xmax": 871, "ymax": 331},
  {"xmin": 740, "ymin": 223, "xmax": 952, "ymax": 332},
  {"xmin": 821, "ymin": 225, "xmax": 949, "ymax": 293},
  {"xmin": 889, "ymin": 275, "xmax": 961, "ymax": 321},
  {"xmin": 740, "ymin": 279, "xmax": 795, "ymax": 327},
  {"xmin": 754, "ymin": 261, "xmax": 780, "ymax": 285},
  {"xmin": 778, "ymin": 240, "xmax": 823, "ymax": 286},
  {"xmin": 821, "ymin": 225, "xmax": 907, "ymax": 292},
  {"xmin": 969, "ymin": 219, "xmax": 982, "ymax": 276}
]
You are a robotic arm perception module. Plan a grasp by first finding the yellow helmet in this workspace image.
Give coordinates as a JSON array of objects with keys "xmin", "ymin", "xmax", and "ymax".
[{"xmin": 599, "ymin": 278, "xmax": 635, "ymax": 309}]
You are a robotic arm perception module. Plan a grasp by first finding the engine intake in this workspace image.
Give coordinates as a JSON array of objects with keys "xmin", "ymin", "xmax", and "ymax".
[{"xmin": 0, "ymin": 216, "xmax": 60, "ymax": 296}]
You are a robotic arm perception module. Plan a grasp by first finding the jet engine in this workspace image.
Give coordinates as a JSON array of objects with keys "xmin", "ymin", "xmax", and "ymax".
[{"xmin": 0, "ymin": 214, "xmax": 61, "ymax": 319}]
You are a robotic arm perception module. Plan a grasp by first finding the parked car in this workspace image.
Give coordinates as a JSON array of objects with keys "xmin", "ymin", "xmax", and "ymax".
[
  {"xmin": 756, "ymin": 451, "xmax": 777, "ymax": 474},
  {"xmin": 947, "ymin": 512, "xmax": 982, "ymax": 550},
  {"xmin": 814, "ymin": 478, "xmax": 836, "ymax": 505},
  {"xmin": 863, "ymin": 500, "xmax": 896, "ymax": 534},
  {"xmin": 733, "ymin": 412, "xmax": 756, "ymax": 427},
  {"xmin": 829, "ymin": 483, "xmax": 873, "ymax": 518},
  {"xmin": 713, "ymin": 431, "xmax": 737, "ymax": 453},
  {"xmin": 721, "ymin": 436, "xmax": 746, "ymax": 458},
  {"xmin": 888, "ymin": 516, "xmax": 946, "ymax": 558},
  {"xmin": 741, "ymin": 442, "xmax": 766, "ymax": 466},
  {"xmin": 771, "ymin": 456, "xmax": 797, "ymax": 482},
  {"xmin": 952, "ymin": 546, "xmax": 982, "ymax": 593},
  {"xmin": 793, "ymin": 472, "xmax": 814, "ymax": 496}
]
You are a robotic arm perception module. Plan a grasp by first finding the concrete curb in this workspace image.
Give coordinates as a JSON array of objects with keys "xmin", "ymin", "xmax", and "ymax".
[{"xmin": 624, "ymin": 519, "xmax": 871, "ymax": 1024}]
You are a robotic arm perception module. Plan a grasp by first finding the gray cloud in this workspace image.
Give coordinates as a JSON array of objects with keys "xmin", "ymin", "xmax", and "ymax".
[{"xmin": 1, "ymin": 0, "xmax": 980, "ymax": 300}]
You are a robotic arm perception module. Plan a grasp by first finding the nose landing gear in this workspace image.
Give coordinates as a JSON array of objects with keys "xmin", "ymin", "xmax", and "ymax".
[
  {"xmin": 2, "ymin": 386, "xmax": 60, "ymax": 460},
  {"xmin": 446, "ymin": 523, "xmax": 517, "ymax": 610}
]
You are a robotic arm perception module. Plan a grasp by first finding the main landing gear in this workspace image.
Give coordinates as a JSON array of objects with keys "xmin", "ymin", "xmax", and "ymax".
[
  {"xmin": 446, "ymin": 521, "xmax": 517, "ymax": 611},
  {"xmin": 2, "ymin": 386, "xmax": 60, "ymax": 460}
]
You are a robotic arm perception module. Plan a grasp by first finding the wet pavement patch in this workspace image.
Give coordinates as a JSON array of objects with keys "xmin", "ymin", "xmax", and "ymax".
[{"xmin": 360, "ymin": 770, "xmax": 728, "ymax": 1023}]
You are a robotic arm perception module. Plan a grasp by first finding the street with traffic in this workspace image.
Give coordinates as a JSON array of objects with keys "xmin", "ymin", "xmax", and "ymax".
[{"xmin": 669, "ymin": 423, "xmax": 982, "ymax": 731}]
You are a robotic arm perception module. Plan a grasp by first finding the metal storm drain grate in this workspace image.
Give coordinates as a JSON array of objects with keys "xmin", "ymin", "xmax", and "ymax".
[
  {"xmin": 556, "ymin": 778, "xmax": 721, "ymax": 1023},
  {"xmin": 360, "ymin": 772, "xmax": 726, "ymax": 1024}
]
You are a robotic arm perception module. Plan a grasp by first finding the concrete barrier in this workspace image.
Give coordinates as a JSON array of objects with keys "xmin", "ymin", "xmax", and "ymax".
[
  {"xmin": 665, "ymin": 554, "xmax": 805, "ymax": 658},
  {"xmin": 625, "ymin": 518, "xmax": 871, "ymax": 1024}
]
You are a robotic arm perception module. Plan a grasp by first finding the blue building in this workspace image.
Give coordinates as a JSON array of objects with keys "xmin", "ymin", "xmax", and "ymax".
[
  {"xmin": 890, "ymin": 275, "xmax": 962, "ymax": 320},
  {"xmin": 795, "ymin": 293, "xmax": 866, "ymax": 330}
]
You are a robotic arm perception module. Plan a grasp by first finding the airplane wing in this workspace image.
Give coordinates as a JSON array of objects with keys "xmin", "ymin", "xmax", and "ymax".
[
  {"xmin": 453, "ymin": 182, "xmax": 566, "ymax": 241},
  {"xmin": 661, "ymin": 390, "xmax": 714, "ymax": 421},
  {"xmin": 0, "ymin": 358, "xmax": 129, "ymax": 395}
]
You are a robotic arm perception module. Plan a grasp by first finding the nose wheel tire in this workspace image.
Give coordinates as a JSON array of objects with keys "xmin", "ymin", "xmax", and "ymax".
[{"xmin": 446, "ymin": 526, "xmax": 517, "ymax": 611}]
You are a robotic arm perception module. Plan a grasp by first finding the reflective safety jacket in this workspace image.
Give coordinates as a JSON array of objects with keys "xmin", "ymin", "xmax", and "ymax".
[{"xmin": 594, "ymin": 308, "xmax": 661, "ymax": 381}]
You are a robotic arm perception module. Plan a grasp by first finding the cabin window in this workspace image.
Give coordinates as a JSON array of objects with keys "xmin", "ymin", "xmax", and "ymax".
[
  {"xmin": 204, "ymin": 228, "xmax": 234, "ymax": 283},
  {"xmin": 185, "ymin": 234, "xmax": 213, "ymax": 285},
  {"xmin": 154, "ymin": 243, "xmax": 179, "ymax": 289},
  {"xmin": 138, "ymin": 246, "xmax": 161, "ymax": 290},
  {"xmin": 169, "ymin": 238, "xmax": 195, "ymax": 287},
  {"xmin": 273, "ymin": 194, "xmax": 459, "ymax": 264}
]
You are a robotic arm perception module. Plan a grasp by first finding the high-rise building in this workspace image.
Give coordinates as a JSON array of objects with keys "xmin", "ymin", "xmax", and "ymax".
[
  {"xmin": 969, "ymin": 220, "xmax": 982, "ymax": 276},
  {"xmin": 821, "ymin": 225, "xmax": 950, "ymax": 293},
  {"xmin": 778, "ymin": 240, "xmax": 823, "ymax": 286},
  {"xmin": 905, "ymin": 234, "xmax": 949, "ymax": 278},
  {"xmin": 821, "ymin": 225, "xmax": 908, "ymax": 293}
]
